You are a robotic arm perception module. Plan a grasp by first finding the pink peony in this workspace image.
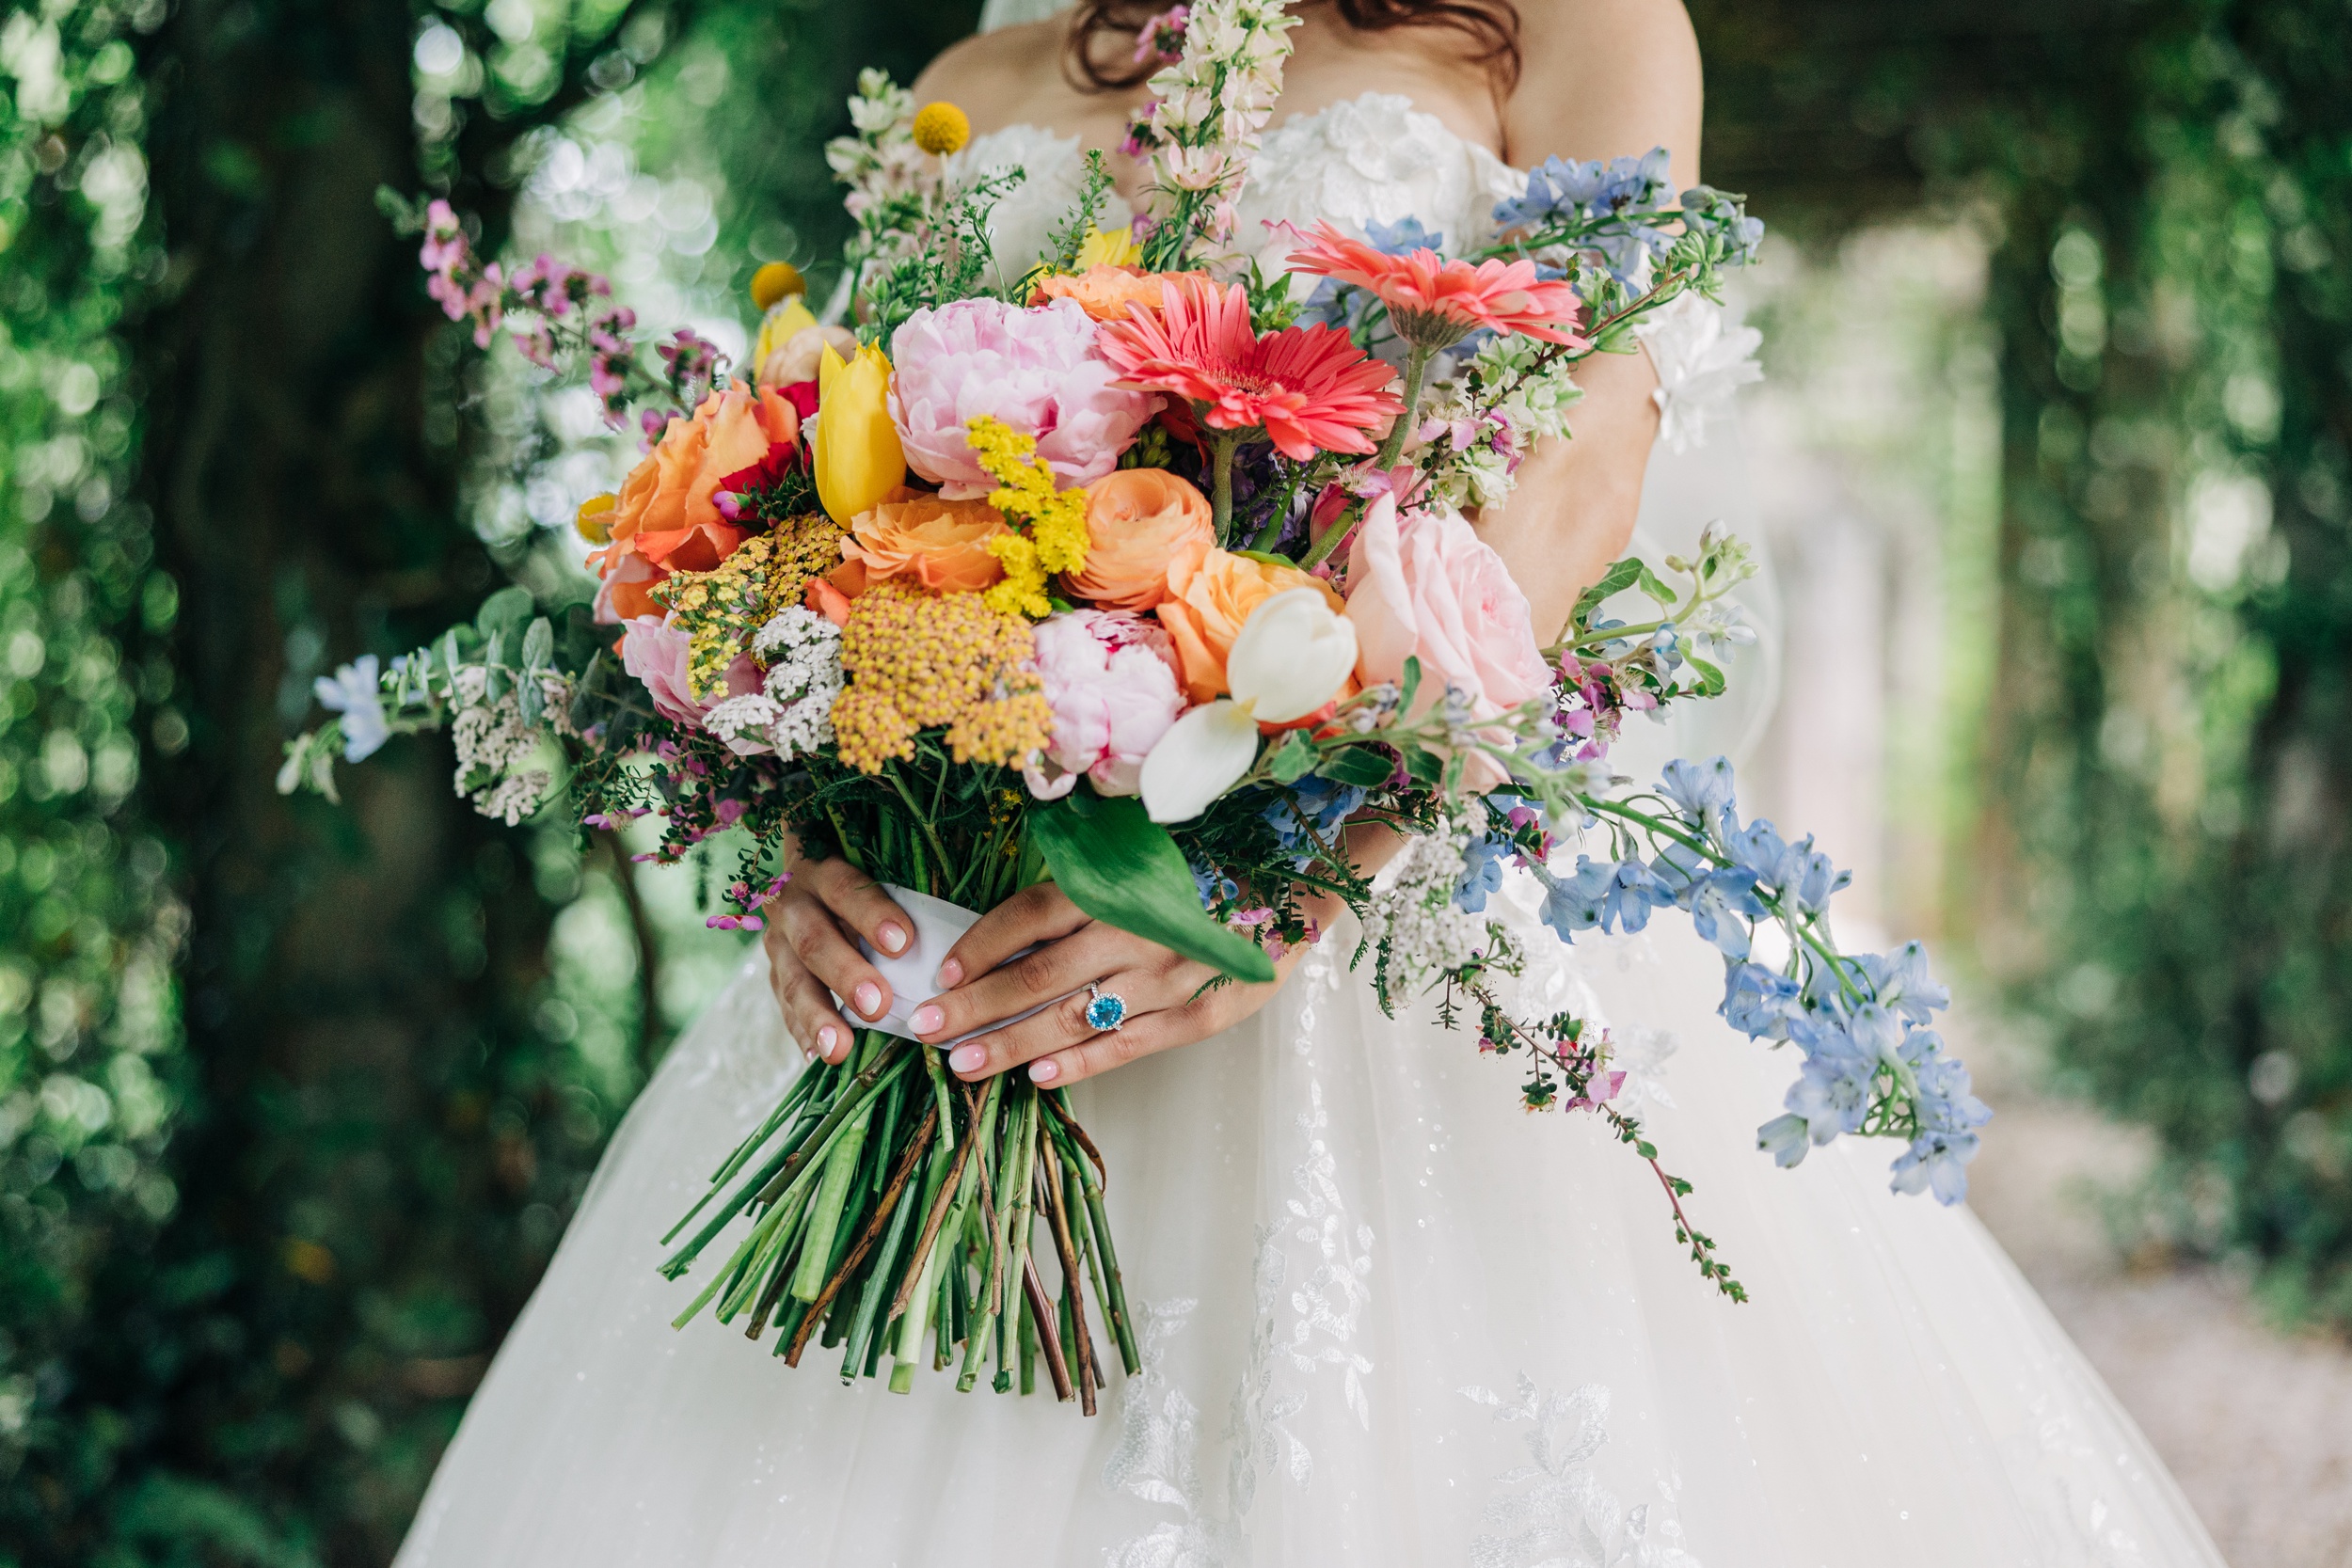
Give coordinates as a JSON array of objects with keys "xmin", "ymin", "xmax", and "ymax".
[
  {"xmin": 888, "ymin": 297, "xmax": 1158, "ymax": 499},
  {"xmin": 1343, "ymin": 494, "xmax": 1551, "ymax": 789},
  {"xmin": 619, "ymin": 616, "xmax": 759, "ymax": 730},
  {"xmin": 1024, "ymin": 610, "xmax": 1186, "ymax": 800}
]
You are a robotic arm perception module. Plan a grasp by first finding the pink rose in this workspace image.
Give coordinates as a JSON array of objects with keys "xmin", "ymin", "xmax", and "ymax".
[
  {"xmin": 1343, "ymin": 495, "xmax": 1550, "ymax": 789},
  {"xmin": 619, "ymin": 616, "xmax": 759, "ymax": 730},
  {"xmin": 1025, "ymin": 610, "xmax": 1185, "ymax": 800},
  {"xmin": 888, "ymin": 297, "xmax": 1158, "ymax": 499}
]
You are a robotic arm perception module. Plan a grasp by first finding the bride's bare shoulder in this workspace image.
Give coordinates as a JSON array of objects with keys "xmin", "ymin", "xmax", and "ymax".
[
  {"xmin": 912, "ymin": 19, "xmax": 1075, "ymax": 119},
  {"xmin": 1507, "ymin": 0, "xmax": 1702, "ymax": 177}
]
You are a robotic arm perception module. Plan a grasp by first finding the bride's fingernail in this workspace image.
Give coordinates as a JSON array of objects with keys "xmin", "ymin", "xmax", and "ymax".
[
  {"xmin": 817, "ymin": 1024, "xmax": 838, "ymax": 1057},
  {"xmin": 910, "ymin": 1004, "xmax": 944, "ymax": 1036},
  {"xmin": 1029, "ymin": 1058, "xmax": 1060, "ymax": 1085},
  {"xmin": 853, "ymin": 982, "xmax": 882, "ymax": 1017},
  {"xmin": 877, "ymin": 922, "xmax": 908, "ymax": 954},
  {"xmin": 935, "ymin": 957, "xmax": 963, "ymax": 988},
  {"xmin": 948, "ymin": 1044, "xmax": 987, "ymax": 1074}
]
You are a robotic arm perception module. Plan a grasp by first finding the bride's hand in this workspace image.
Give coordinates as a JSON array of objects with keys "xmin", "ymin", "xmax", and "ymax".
[
  {"xmin": 910, "ymin": 883, "xmax": 1304, "ymax": 1088},
  {"xmin": 761, "ymin": 852, "xmax": 917, "ymax": 1065}
]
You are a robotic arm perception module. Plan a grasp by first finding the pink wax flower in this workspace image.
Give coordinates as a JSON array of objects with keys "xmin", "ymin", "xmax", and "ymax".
[
  {"xmin": 888, "ymin": 297, "xmax": 1156, "ymax": 499},
  {"xmin": 1023, "ymin": 610, "xmax": 1185, "ymax": 800},
  {"xmin": 1343, "ymin": 493, "xmax": 1551, "ymax": 791},
  {"xmin": 618, "ymin": 616, "xmax": 760, "ymax": 731}
]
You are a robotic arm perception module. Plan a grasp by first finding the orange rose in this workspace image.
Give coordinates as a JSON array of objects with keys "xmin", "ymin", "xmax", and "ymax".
[
  {"xmin": 840, "ymin": 488, "xmax": 1009, "ymax": 594},
  {"xmin": 1155, "ymin": 548, "xmax": 1346, "ymax": 704},
  {"xmin": 1031, "ymin": 265, "xmax": 1177, "ymax": 325},
  {"xmin": 591, "ymin": 385, "xmax": 800, "ymax": 621},
  {"xmin": 1066, "ymin": 468, "xmax": 1214, "ymax": 612}
]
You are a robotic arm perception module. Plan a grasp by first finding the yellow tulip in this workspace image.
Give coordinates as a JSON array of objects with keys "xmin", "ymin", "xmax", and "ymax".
[
  {"xmin": 1075, "ymin": 225, "xmax": 1142, "ymax": 270},
  {"xmin": 753, "ymin": 293, "xmax": 818, "ymax": 372},
  {"xmin": 815, "ymin": 341, "xmax": 907, "ymax": 526}
]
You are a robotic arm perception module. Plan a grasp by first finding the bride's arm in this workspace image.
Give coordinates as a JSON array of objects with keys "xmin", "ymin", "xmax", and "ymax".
[{"xmin": 1479, "ymin": 0, "xmax": 1703, "ymax": 637}]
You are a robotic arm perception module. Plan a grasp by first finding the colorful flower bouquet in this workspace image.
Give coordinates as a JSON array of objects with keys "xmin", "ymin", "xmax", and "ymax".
[{"xmin": 288, "ymin": 0, "xmax": 1987, "ymax": 1414}]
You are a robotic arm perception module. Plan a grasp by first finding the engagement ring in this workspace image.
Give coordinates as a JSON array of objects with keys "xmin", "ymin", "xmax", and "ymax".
[{"xmin": 1084, "ymin": 982, "xmax": 1127, "ymax": 1033}]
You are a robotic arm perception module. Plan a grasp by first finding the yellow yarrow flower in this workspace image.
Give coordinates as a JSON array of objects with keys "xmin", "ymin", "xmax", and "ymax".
[
  {"xmin": 911, "ymin": 101, "xmax": 971, "ymax": 156},
  {"xmin": 964, "ymin": 415, "xmax": 1090, "ymax": 619},
  {"xmin": 830, "ymin": 586, "xmax": 1049, "ymax": 773},
  {"xmin": 653, "ymin": 516, "xmax": 849, "ymax": 697}
]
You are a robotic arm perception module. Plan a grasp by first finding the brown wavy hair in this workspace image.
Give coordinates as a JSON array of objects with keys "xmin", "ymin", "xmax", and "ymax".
[{"xmin": 1066, "ymin": 0, "xmax": 1522, "ymax": 92}]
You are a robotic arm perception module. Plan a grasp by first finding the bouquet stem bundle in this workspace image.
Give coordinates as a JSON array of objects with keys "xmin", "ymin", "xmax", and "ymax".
[{"xmin": 659, "ymin": 1026, "xmax": 1138, "ymax": 1408}]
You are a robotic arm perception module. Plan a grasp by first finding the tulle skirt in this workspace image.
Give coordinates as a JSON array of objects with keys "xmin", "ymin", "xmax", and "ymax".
[{"xmin": 394, "ymin": 877, "xmax": 2222, "ymax": 1567}]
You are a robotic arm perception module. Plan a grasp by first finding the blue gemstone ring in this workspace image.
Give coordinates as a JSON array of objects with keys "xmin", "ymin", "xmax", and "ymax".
[{"xmin": 1083, "ymin": 983, "xmax": 1128, "ymax": 1033}]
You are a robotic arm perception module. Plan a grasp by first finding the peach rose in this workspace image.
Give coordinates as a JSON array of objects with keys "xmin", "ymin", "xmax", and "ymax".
[
  {"xmin": 841, "ymin": 487, "xmax": 1009, "ymax": 593},
  {"xmin": 1155, "ymin": 548, "xmax": 1345, "ymax": 705},
  {"xmin": 1343, "ymin": 494, "xmax": 1551, "ymax": 789},
  {"xmin": 1066, "ymin": 468, "xmax": 1215, "ymax": 612},
  {"xmin": 591, "ymin": 385, "xmax": 800, "ymax": 622},
  {"xmin": 1031, "ymin": 265, "xmax": 1176, "ymax": 325}
]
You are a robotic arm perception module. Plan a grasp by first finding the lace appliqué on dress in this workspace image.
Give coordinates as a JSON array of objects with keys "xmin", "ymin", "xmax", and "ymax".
[
  {"xmin": 1461, "ymin": 1376, "xmax": 1703, "ymax": 1568},
  {"xmin": 1105, "ymin": 948, "xmax": 1373, "ymax": 1561},
  {"xmin": 1631, "ymin": 292, "xmax": 1763, "ymax": 454},
  {"xmin": 1232, "ymin": 92, "xmax": 1523, "ymax": 271}
]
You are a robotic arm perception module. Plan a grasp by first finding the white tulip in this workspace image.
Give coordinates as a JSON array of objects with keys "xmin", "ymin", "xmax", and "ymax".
[
  {"xmin": 1227, "ymin": 588, "xmax": 1359, "ymax": 723},
  {"xmin": 1139, "ymin": 589, "xmax": 1358, "ymax": 823}
]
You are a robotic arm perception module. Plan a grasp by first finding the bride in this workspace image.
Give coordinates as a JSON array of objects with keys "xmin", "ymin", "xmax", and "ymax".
[{"xmin": 397, "ymin": 3, "xmax": 2226, "ymax": 1564}]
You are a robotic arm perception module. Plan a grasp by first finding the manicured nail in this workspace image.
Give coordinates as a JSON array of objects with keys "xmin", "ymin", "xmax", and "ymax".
[
  {"xmin": 910, "ymin": 1004, "xmax": 944, "ymax": 1037},
  {"xmin": 935, "ymin": 957, "xmax": 964, "ymax": 989},
  {"xmin": 817, "ymin": 1024, "xmax": 838, "ymax": 1058},
  {"xmin": 853, "ymin": 982, "xmax": 882, "ymax": 1017},
  {"xmin": 877, "ymin": 922, "xmax": 908, "ymax": 954},
  {"xmin": 1029, "ymin": 1058, "xmax": 1060, "ymax": 1085},
  {"xmin": 948, "ymin": 1044, "xmax": 987, "ymax": 1074}
]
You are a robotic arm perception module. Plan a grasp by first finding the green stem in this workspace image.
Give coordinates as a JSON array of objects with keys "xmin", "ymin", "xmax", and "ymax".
[
  {"xmin": 1209, "ymin": 428, "xmax": 1241, "ymax": 543},
  {"xmin": 1369, "ymin": 343, "xmax": 1434, "ymax": 473},
  {"xmin": 789, "ymin": 1033, "xmax": 886, "ymax": 1302}
]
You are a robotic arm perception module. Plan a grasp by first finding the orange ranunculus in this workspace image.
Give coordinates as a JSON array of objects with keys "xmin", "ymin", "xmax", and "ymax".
[
  {"xmin": 1066, "ymin": 468, "xmax": 1214, "ymax": 612},
  {"xmin": 1155, "ymin": 548, "xmax": 1345, "ymax": 705},
  {"xmin": 1031, "ymin": 264, "xmax": 1177, "ymax": 325},
  {"xmin": 840, "ymin": 488, "xmax": 1009, "ymax": 594},
  {"xmin": 589, "ymin": 385, "xmax": 800, "ymax": 621}
]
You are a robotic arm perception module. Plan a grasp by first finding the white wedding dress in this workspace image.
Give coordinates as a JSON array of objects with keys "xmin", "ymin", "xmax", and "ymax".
[{"xmin": 394, "ymin": 86, "xmax": 2226, "ymax": 1568}]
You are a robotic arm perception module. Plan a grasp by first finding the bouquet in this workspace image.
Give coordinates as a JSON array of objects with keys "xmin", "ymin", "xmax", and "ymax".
[{"xmin": 288, "ymin": 0, "xmax": 1989, "ymax": 1415}]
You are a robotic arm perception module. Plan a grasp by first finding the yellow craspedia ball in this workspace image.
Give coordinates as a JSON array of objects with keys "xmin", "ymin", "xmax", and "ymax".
[
  {"xmin": 911, "ymin": 101, "xmax": 971, "ymax": 157},
  {"xmin": 576, "ymin": 492, "xmax": 617, "ymax": 545},
  {"xmin": 749, "ymin": 261, "xmax": 806, "ymax": 313}
]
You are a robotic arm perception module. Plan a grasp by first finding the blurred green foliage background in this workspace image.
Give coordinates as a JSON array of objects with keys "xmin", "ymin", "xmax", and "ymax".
[{"xmin": 0, "ymin": 0, "xmax": 2345, "ymax": 1561}]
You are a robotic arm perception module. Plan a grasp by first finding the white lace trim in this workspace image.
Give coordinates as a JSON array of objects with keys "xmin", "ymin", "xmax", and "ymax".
[{"xmin": 1631, "ymin": 291, "xmax": 1763, "ymax": 454}]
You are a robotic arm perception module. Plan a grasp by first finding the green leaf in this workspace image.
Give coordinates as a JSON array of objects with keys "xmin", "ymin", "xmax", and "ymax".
[
  {"xmin": 476, "ymin": 586, "xmax": 534, "ymax": 644},
  {"xmin": 1028, "ymin": 793, "xmax": 1276, "ymax": 983},
  {"xmin": 1633, "ymin": 563, "xmax": 1677, "ymax": 608},
  {"xmin": 522, "ymin": 615, "xmax": 553, "ymax": 670},
  {"xmin": 1685, "ymin": 653, "xmax": 1725, "ymax": 697},
  {"xmin": 1322, "ymin": 745, "xmax": 1397, "ymax": 788},
  {"xmin": 1267, "ymin": 732, "xmax": 1317, "ymax": 784},
  {"xmin": 1402, "ymin": 744, "xmax": 1442, "ymax": 787},
  {"xmin": 1569, "ymin": 557, "xmax": 1644, "ymax": 628}
]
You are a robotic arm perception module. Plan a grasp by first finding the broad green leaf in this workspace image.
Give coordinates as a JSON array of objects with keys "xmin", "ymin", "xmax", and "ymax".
[
  {"xmin": 1322, "ymin": 744, "xmax": 1397, "ymax": 788},
  {"xmin": 522, "ymin": 615, "xmax": 553, "ymax": 670},
  {"xmin": 476, "ymin": 585, "xmax": 534, "ymax": 643},
  {"xmin": 1267, "ymin": 732, "xmax": 1317, "ymax": 784},
  {"xmin": 1569, "ymin": 558, "xmax": 1644, "ymax": 628},
  {"xmin": 1028, "ymin": 793, "xmax": 1275, "ymax": 983}
]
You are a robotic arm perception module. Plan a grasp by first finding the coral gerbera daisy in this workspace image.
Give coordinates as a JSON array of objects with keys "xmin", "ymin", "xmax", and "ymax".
[
  {"xmin": 1285, "ymin": 222, "xmax": 1589, "ymax": 352},
  {"xmin": 1096, "ymin": 273, "xmax": 1403, "ymax": 461}
]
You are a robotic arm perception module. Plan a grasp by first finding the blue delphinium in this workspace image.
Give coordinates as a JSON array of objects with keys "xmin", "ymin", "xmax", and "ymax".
[
  {"xmin": 314, "ymin": 656, "xmax": 389, "ymax": 762},
  {"xmin": 1533, "ymin": 855, "xmax": 1673, "ymax": 942},
  {"xmin": 1263, "ymin": 776, "xmax": 1369, "ymax": 866},
  {"xmin": 1493, "ymin": 150, "xmax": 1677, "ymax": 284},
  {"xmin": 1636, "ymin": 753, "xmax": 1985, "ymax": 1202},
  {"xmin": 1454, "ymin": 830, "xmax": 1511, "ymax": 913}
]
